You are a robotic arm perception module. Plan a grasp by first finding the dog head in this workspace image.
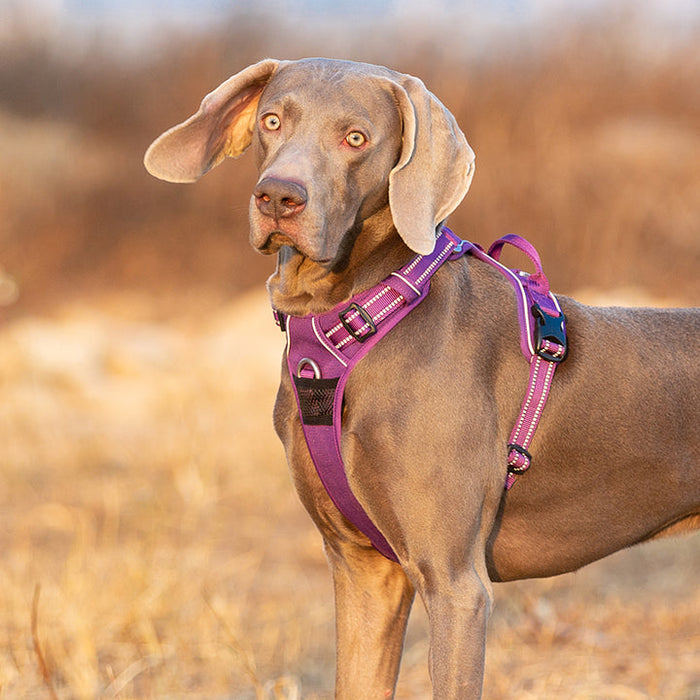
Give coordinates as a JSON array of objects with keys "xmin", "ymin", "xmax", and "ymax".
[{"xmin": 145, "ymin": 58, "xmax": 475, "ymax": 260}]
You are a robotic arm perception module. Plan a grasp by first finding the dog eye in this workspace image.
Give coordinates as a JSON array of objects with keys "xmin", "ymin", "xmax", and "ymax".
[
  {"xmin": 262, "ymin": 114, "xmax": 281, "ymax": 131},
  {"xmin": 345, "ymin": 131, "xmax": 367, "ymax": 148}
]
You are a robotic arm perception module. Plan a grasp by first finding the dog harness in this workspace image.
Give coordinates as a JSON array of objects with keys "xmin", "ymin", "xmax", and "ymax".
[{"xmin": 273, "ymin": 228, "xmax": 567, "ymax": 562}]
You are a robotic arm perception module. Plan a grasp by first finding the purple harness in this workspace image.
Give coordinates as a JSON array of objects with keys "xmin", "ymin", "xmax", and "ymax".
[{"xmin": 273, "ymin": 228, "xmax": 567, "ymax": 562}]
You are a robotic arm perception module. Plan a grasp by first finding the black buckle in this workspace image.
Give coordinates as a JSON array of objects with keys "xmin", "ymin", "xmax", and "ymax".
[
  {"xmin": 339, "ymin": 303, "xmax": 377, "ymax": 343},
  {"xmin": 532, "ymin": 303, "xmax": 567, "ymax": 363},
  {"xmin": 273, "ymin": 309, "xmax": 286, "ymax": 332}
]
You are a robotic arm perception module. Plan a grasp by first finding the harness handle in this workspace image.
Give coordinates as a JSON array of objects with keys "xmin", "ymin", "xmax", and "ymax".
[{"xmin": 487, "ymin": 234, "xmax": 550, "ymax": 297}]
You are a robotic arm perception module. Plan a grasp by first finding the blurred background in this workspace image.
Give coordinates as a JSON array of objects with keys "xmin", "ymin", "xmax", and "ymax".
[{"xmin": 0, "ymin": 1, "xmax": 698, "ymax": 698}]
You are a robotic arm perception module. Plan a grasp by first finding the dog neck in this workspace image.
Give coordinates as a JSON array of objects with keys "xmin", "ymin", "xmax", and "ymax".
[{"xmin": 266, "ymin": 206, "xmax": 414, "ymax": 317}]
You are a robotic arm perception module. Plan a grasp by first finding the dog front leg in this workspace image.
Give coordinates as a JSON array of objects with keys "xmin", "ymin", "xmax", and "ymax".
[
  {"xmin": 326, "ymin": 539, "xmax": 415, "ymax": 700},
  {"xmin": 397, "ymin": 494, "xmax": 496, "ymax": 699},
  {"xmin": 419, "ymin": 569, "xmax": 492, "ymax": 699}
]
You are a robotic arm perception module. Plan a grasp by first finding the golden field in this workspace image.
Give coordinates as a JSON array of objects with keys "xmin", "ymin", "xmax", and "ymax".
[{"xmin": 1, "ymin": 8, "xmax": 698, "ymax": 698}]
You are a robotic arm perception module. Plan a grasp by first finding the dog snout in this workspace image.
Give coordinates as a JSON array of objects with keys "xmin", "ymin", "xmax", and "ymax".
[{"xmin": 254, "ymin": 177, "xmax": 308, "ymax": 219}]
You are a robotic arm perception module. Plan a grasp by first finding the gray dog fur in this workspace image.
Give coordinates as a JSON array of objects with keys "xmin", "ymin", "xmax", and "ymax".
[{"xmin": 145, "ymin": 58, "xmax": 699, "ymax": 699}]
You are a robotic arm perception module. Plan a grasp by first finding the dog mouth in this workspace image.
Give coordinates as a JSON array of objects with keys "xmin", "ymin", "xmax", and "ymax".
[
  {"xmin": 259, "ymin": 231, "xmax": 296, "ymax": 254},
  {"xmin": 258, "ymin": 231, "xmax": 332, "ymax": 264}
]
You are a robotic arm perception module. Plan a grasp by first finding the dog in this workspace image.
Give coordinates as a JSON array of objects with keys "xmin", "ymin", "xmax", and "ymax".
[{"xmin": 145, "ymin": 58, "xmax": 699, "ymax": 698}]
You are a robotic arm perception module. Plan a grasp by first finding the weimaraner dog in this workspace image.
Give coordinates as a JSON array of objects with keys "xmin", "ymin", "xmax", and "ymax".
[{"xmin": 145, "ymin": 58, "xmax": 699, "ymax": 698}]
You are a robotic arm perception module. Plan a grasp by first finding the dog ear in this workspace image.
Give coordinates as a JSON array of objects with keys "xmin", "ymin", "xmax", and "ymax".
[
  {"xmin": 144, "ymin": 59, "xmax": 281, "ymax": 183},
  {"xmin": 388, "ymin": 75, "xmax": 475, "ymax": 254}
]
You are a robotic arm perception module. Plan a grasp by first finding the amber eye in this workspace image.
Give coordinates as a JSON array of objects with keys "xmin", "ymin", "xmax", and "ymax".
[
  {"xmin": 345, "ymin": 131, "xmax": 367, "ymax": 148},
  {"xmin": 262, "ymin": 114, "xmax": 281, "ymax": 131}
]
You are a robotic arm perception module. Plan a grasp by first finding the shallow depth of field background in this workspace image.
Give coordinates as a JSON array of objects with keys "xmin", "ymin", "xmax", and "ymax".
[{"xmin": 1, "ymin": 1, "xmax": 699, "ymax": 698}]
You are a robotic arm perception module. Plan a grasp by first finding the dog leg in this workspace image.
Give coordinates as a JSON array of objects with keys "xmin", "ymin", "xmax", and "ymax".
[
  {"xmin": 326, "ymin": 540, "xmax": 415, "ymax": 699},
  {"xmin": 420, "ymin": 571, "xmax": 492, "ymax": 699}
]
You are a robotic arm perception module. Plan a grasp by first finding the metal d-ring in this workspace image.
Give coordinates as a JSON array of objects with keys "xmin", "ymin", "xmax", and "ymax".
[{"xmin": 296, "ymin": 357, "xmax": 321, "ymax": 379}]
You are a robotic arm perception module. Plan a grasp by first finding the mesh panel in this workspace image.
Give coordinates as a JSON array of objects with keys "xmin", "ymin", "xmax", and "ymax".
[{"xmin": 293, "ymin": 376, "xmax": 339, "ymax": 426}]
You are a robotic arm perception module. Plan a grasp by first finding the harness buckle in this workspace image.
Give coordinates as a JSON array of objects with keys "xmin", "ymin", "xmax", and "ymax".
[
  {"xmin": 532, "ymin": 303, "xmax": 567, "ymax": 363},
  {"xmin": 273, "ymin": 309, "xmax": 287, "ymax": 332},
  {"xmin": 339, "ymin": 303, "xmax": 377, "ymax": 343}
]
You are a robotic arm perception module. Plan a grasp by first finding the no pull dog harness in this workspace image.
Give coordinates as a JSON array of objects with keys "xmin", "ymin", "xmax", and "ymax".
[{"xmin": 273, "ymin": 228, "xmax": 567, "ymax": 562}]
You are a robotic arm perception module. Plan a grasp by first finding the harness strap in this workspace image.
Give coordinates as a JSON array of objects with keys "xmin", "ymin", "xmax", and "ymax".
[
  {"xmin": 278, "ymin": 231, "xmax": 466, "ymax": 561},
  {"xmin": 463, "ymin": 234, "xmax": 567, "ymax": 488},
  {"xmin": 274, "ymin": 228, "xmax": 567, "ymax": 561}
]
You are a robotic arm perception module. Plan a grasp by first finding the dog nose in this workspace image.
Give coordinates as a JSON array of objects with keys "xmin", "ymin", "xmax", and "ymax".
[{"xmin": 254, "ymin": 177, "xmax": 307, "ymax": 219}]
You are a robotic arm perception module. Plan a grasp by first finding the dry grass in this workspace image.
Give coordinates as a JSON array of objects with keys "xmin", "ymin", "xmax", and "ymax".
[
  {"xmin": 0, "ymin": 7, "xmax": 699, "ymax": 699},
  {"xmin": 0, "ymin": 293, "xmax": 331, "ymax": 699}
]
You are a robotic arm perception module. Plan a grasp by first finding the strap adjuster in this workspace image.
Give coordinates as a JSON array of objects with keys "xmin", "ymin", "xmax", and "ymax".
[
  {"xmin": 507, "ymin": 443, "xmax": 532, "ymax": 474},
  {"xmin": 532, "ymin": 303, "xmax": 567, "ymax": 363},
  {"xmin": 339, "ymin": 303, "xmax": 377, "ymax": 343}
]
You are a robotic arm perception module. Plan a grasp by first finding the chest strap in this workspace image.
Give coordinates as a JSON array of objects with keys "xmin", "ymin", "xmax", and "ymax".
[{"xmin": 273, "ymin": 228, "xmax": 566, "ymax": 561}]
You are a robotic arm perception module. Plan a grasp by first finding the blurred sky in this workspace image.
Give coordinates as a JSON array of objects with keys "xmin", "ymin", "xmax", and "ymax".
[{"xmin": 5, "ymin": 0, "xmax": 700, "ymax": 55}]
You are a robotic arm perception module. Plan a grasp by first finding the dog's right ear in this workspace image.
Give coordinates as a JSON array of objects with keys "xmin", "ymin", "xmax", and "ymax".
[{"xmin": 144, "ymin": 59, "xmax": 281, "ymax": 183}]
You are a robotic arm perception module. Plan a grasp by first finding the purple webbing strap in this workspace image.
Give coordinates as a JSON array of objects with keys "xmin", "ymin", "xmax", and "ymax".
[
  {"xmin": 504, "ymin": 343, "xmax": 565, "ymax": 489},
  {"xmin": 282, "ymin": 231, "xmax": 465, "ymax": 561},
  {"xmin": 477, "ymin": 233, "xmax": 567, "ymax": 488}
]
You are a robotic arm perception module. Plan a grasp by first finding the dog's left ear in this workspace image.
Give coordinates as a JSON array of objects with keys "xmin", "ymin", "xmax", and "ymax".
[
  {"xmin": 388, "ymin": 75, "xmax": 475, "ymax": 255},
  {"xmin": 144, "ymin": 59, "xmax": 281, "ymax": 183}
]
